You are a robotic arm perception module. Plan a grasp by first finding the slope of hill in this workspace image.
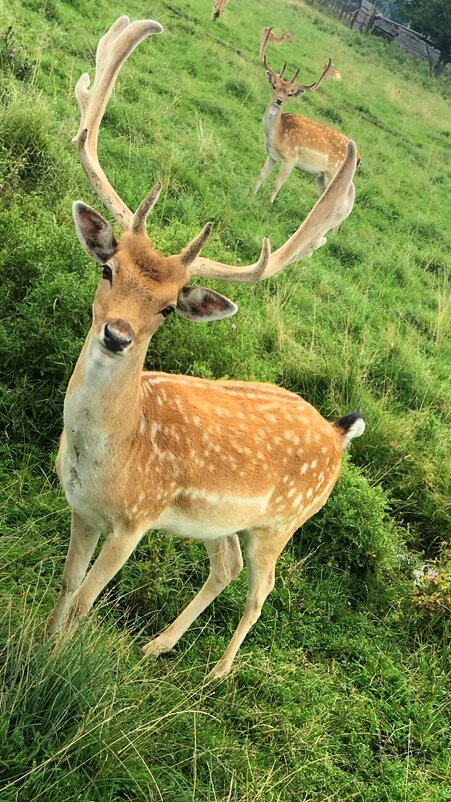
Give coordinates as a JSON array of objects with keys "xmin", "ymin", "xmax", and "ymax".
[{"xmin": 0, "ymin": 1, "xmax": 449, "ymax": 800}]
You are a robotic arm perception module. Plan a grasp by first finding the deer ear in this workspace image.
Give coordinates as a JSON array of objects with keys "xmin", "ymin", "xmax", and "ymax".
[
  {"xmin": 289, "ymin": 87, "xmax": 305, "ymax": 97},
  {"xmin": 266, "ymin": 70, "xmax": 276, "ymax": 87},
  {"xmin": 177, "ymin": 286, "xmax": 237, "ymax": 322},
  {"xmin": 73, "ymin": 202, "xmax": 118, "ymax": 263}
]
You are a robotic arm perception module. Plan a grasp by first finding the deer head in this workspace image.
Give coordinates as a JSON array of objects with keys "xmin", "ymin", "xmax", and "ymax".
[
  {"xmin": 73, "ymin": 17, "xmax": 357, "ymax": 357},
  {"xmin": 259, "ymin": 26, "xmax": 335, "ymax": 107}
]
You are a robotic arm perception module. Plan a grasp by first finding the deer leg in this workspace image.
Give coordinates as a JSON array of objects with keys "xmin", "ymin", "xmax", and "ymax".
[
  {"xmin": 143, "ymin": 534, "xmax": 243, "ymax": 657},
  {"xmin": 209, "ymin": 525, "xmax": 293, "ymax": 679},
  {"xmin": 322, "ymin": 171, "xmax": 340, "ymax": 231},
  {"xmin": 45, "ymin": 511, "xmax": 100, "ymax": 636},
  {"xmin": 270, "ymin": 162, "xmax": 295, "ymax": 203},
  {"xmin": 59, "ymin": 524, "xmax": 146, "ymax": 634},
  {"xmin": 315, "ymin": 172, "xmax": 327, "ymax": 196},
  {"xmin": 253, "ymin": 156, "xmax": 276, "ymax": 195}
]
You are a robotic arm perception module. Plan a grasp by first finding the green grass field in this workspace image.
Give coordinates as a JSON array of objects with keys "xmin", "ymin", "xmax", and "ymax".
[{"xmin": 0, "ymin": 0, "xmax": 450, "ymax": 800}]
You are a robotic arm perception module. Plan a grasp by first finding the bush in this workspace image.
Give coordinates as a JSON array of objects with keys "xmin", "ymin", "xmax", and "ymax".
[{"xmin": 299, "ymin": 458, "xmax": 404, "ymax": 578}]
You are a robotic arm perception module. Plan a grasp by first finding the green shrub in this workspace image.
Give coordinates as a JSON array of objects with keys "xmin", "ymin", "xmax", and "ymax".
[{"xmin": 299, "ymin": 458, "xmax": 404, "ymax": 577}]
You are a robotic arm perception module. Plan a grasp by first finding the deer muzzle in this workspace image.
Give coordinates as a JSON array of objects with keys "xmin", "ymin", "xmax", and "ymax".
[{"xmin": 102, "ymin": 320, "xmax": 134, "ymax": 354}]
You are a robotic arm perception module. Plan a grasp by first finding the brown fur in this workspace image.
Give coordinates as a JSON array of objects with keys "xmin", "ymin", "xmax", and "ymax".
[{"xmin": 262, "ymin": 27, "xmax": 293, "ymax": 45}]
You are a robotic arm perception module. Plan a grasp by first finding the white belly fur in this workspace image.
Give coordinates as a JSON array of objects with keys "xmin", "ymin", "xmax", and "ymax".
[{"xmin": 152, "ymin": 489, "xmax": 273, "ymax": 540}]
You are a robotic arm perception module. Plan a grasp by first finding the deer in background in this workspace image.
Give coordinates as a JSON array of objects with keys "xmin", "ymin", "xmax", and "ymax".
[
  {"xmin": 254, "ymin": 27, "xmax": 358, "ymax": 203},
  {"xmin": 260, "ymin": 26, "xmax": 293, "ymax": 47},
  {"xmin": 46, "ymin": 16, "xmax": 364, "ymax": 679},
  {"xmin": 212, "ymin": 0, "xmax": 231, "ymax": 20}
]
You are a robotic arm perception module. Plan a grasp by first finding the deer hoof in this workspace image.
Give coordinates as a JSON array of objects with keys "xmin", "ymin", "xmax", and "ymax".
[
  {"xmin": 208, "ymin": 659, "xmax": 232, "ymax": 680},
  {"xmin": 142, "ymin": 637, "xmax": 172, "ymax": 658}
]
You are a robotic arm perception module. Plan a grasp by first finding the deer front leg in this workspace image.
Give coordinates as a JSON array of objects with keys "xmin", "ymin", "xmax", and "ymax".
[
  {"xmin": 143, "ymin": 534, "xmax": 243, "ymax": 658},
  {"xmin": 61, "ymin": 525, "xmax": 146, "ymax": 634},
  {"xmin": 46, "ymin": 511, "xmax": 100, "ymax": 637},
  {"xmin": 253, "ymin": 155, "xmax": 276, "ymax": 195},
  {"xmin": 270, "ymin": 162, "xmax": 295, "ymax": 203},
  {"xmin": 209, "ymin": 526, "xmax": 293, "ymax": 679}
]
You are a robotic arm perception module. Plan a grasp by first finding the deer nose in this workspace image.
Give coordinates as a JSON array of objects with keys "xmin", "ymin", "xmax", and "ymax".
[{"xmin": 102, "ymin": 321, "xmax": 133, "ymax": 353}]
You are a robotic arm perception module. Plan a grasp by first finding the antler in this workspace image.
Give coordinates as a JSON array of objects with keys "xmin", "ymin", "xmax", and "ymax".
[
  {"xmin": 259, "ymin": 26, "xmax": 275, "ymax": 71},
  {"xmin": 189, "ymin": 141, "xmax": 357, "ymax": 283},
  {"xmin": 259, "ymin": 26, "xmax": 333, "ymax": 93},
  {"xmin": 73, "ymin": 16, "xmax": 163, "ymax": 231},
  {"xmin": 293, "ymin": 57, "xmax": 334, "ymax": 92}
]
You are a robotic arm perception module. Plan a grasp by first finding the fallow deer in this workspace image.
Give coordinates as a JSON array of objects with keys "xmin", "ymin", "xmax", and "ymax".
[
  {"xmin": 260, "ymin": 26, "xmax": 293, "ymax": 49},
  {"xmin": 254, "ymin": 27, "xmax": 358, "ymax": 203},
  {"xmin": 212, "ymin": 0, "xmax": 230, "ymax": 21},
  {"xmin": 46, "ymin": 16, "xmax": 364, "ymax": 679}
]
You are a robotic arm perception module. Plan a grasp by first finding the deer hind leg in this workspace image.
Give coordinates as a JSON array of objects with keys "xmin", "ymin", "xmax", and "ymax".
[
  {"xmin": 315, "ymin": 172, "xmax": 327, "ymax": 196},
  {"xmin": 143, "ymin": 534, "xmax": 243, "ymax": 658},
  {"xmin": 252, "ymin": 155, "xmax": 276, "ymax": 195},
  {"xmin": 322, "ymin": 170, "xmax": 340, "ymax": 231},
  {"xmin": 45, "ymin": 511, "xmax": 100, "ymax": 637},
  {"xmin": 270, "ymin": 162, "xmax": 295, "ymax": 203},
  {"xmin": 209, "ymin": 525, "xmax": 294, "ymax": 679}
]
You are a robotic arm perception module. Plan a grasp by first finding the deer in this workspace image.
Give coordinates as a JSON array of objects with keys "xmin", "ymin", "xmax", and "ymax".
[
  {"xmin": 260, "ymin": 26, "xmax": 293, "ymax": 47},
  {"xmin": 212, "ymin": 0, "xmax": 231, "ymax": 20},
  {"xmin": 45, "ymin": 16, "xmax": 364, "ymax": 680},
  {"xmin": 253, "ymin": 27, "xmax": 358, "ymax": 203}
]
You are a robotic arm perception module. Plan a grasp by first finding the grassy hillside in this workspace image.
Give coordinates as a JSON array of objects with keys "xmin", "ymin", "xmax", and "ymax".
[{"xmin": 0, "ymin": 0, "xmax": 450, "ymax": 800}]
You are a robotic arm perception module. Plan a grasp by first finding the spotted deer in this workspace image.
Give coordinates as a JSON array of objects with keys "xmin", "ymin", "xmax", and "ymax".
[
  {"xmin": 46, "ymin": 16, "xmax": 364, "ymax": 679},
  {"xmin": 254, "ymin": 27, "xmax": 358, "ymax": 203},
  {"xmin": 212, "ymin": 0, "xmax": 230, "ymax": 20},
  {"xmin": 260, "ymin": 26, "xmax": 293, "ymax": 47}
]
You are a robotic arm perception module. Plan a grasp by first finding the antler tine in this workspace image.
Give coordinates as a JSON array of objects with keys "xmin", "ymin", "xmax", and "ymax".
[
  {"xmin": 73, "ymin": 16, "xmax": 163, "ymax": 230},
  {"xmin": 295, "ymin": 57, "xmax": 334, "ymax": 92},
  {"xmin": 189, "ymin": 236, "xmax": 271, "ymax": 283},
  {"xmin": 290, "ymin": 66, "xmax": 301, "ymax": 82},
  {"xmin": 258, "ymin": 141, "xmax": 357, "ymax": 279},
  {"xmin": 189, "ymin": 142, "xmax": 357, "ymax": 283},
  {"xmin": 259, "ymin": 26, "xmax": 275, "ymax": 71},
  {"xmin": 280, "ymin": 61, "xmax": 287, "ymax": 78},
  {"xmin": 132, "ymin": 181, "xmax": 163, "ymax": 234}
]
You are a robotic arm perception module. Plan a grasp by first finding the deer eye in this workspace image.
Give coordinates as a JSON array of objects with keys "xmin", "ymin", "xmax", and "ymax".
[
  {"xmin": 160, "ymin": 305, "xmax": 175, "ymax": 318},
  {"xmin": 101, "ymin": 264, "xmax": 112, "ymax": 283}
]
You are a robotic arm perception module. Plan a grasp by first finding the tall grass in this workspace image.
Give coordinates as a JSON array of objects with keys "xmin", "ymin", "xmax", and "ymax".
[{"xmin": 0, "ymin": 0, "xmax": 450, "ymax": 799}]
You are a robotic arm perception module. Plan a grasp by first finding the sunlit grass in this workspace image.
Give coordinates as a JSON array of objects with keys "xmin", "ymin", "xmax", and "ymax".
[{"xmin": 0, "ymin": 0, "xmax": 450, "ymax": 799}]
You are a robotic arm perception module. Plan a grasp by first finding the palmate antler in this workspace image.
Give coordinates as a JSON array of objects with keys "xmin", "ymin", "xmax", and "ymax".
[
  {"xmin": 260, "ymin": 25, "xmax": 334, "ymax": 91},
  {"xmin": 73, "ymin": 17, "xmax": 356, "ymax": 283},
  {"xmin": 73, "ymin": 16, "xmax": 163, "ymax": 232},
  {"xmin": 189, "ymin": 141, "xmax": 357, "ymax": 282}
]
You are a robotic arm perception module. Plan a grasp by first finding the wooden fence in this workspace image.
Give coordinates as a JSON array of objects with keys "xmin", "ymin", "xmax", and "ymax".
[{"xmin": 309, "ymin": 0, "xmax": 447, "ymax": 72}]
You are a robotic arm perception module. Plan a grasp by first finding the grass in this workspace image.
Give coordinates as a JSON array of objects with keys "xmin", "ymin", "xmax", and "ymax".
[{"xmin": 0, "ymin": 0, "xmax": 450, "ymax": 799}]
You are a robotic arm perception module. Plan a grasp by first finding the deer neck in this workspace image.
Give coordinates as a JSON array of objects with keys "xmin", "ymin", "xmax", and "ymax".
[
  {"xmin": 263, "ymin": 101, "xmax": 283, "ymax": 151},
  {"xmin": 64, "ymin": 330, "xmax": 149, "ymax": 449}
]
